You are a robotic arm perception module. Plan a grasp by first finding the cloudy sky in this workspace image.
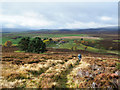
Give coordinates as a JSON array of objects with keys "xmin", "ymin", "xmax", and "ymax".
[{"xmin": 0, "ymin": 1, "xmax": 118, "ymax": 29}]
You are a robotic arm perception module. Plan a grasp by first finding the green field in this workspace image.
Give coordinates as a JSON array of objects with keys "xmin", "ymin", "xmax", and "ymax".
[
  {"xmin": 47, "ymin": 39, "xmax": 120, "ymax": 55},
  {"xmin": 1, "ymin": 33, "xmax": 88, "ymax": 45},
  {"xmin": 2, "ymin": 32, "xmax": 120, "ymax": 55}
]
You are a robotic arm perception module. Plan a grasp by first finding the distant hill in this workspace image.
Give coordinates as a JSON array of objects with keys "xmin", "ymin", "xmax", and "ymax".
[
  {"xmin": 1, "ymin": 28, "xmax": 31, "ymax": 33},
  {"xmin": 25, "ymin": 26, "xmax": 118, "ymax": 34},
  {"xmin": 1, "ymin": 26, "xmax": 118, "ymax": 34}
]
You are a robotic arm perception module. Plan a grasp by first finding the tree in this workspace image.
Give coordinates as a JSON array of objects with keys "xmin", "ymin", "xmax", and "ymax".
[
  {"xmin": 81, "ymin": 38, "xmax": 83, "ymax": 40},
  {"xmin": 85, "ymin": 47, "xmax": 87, "ymax": 50},
  {"xmin": 74, "ymin": 46, "xmax": 77, "ymax": 50},
  {"xmin": 71, "ymin": 47, "xmax": 73, "ymax": 51},
  {"xmin": 41, "ymin": 43, "xmax": 46, "ymax": 53},
  {"xmin": 43, "ymin": 38, "xmax": 47, "ymax": 40},
  {"xmin": 18, "ymin": 37, "xmax": 30, "ymax": 52},
  {"xmin": 27, "ymin": 37, "xmax": 46, "ymax": 53},
  {"xmin": 4, "ymin": 41, "xmax": 12, "ymax": 47},
  {"xmin": 49, "ymin": 38, "xmax": 53, "ymax": 41}
]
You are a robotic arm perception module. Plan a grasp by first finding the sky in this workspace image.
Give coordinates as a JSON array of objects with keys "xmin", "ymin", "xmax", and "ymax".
[{"xmin": 0, "ymin": 1, "xmax": 118, "ymax": 29}]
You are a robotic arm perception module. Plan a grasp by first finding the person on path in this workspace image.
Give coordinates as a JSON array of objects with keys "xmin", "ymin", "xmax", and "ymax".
[{"xmin": 78, "ymin": 54, "xmax": 82, "ymax": 62}]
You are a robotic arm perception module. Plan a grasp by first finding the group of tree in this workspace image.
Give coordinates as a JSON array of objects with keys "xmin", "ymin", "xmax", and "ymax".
[{"xmin": 18, "ymin": 37, "xmax": 46, "ymax": 53}]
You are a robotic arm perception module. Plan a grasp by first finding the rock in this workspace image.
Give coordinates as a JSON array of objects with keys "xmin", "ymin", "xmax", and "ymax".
[
  {"xmin": 91, "ymin": 82, "xmax": 96, "ymax": 88},
  {"xmin": 115, "ymin": 71, "xmax": 120, "ymax": 76}
]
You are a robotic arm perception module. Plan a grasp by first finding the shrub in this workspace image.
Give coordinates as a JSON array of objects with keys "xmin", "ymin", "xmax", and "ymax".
[
  {"xmin": 109, "ymin": 47, "xmax": 113, "ymax": 50},
  {"xmin": 4, "ymin": 41, "xmax": 12, "ymax": 47},
  {"xmin": 81, "ymin": 41, "xmax": 85, "ymax": 44},
  {"xmin": 92, "ymin": 41, "xmax": 95, "ymax": 44},
  {"xmin": 43, "ymin": 39, "xmax": 50, "ymax": 45}
]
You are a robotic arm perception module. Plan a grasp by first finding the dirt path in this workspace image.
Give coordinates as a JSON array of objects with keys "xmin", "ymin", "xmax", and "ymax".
[
  {"xmin": 56, "ymin": 59, "xmax": 90, "ymax": 88},
  {"xmin": 67, "ymin": 61, "xmax": 90, "ymax": 88}
]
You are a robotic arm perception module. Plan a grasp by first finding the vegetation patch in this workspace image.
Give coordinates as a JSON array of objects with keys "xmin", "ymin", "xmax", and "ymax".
[{"xmin": 116, "ymin": 63, "xmax": 120, "ymax": 70}]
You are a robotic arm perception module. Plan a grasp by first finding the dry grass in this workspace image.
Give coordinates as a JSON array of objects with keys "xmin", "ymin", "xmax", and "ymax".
[{"xmin": 1, "ymin": 51, "xmax": 119, "ymax": 88}]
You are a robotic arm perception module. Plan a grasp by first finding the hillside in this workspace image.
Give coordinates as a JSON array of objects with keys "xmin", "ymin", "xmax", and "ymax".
[{"xmin": 1, "ymin": 48, "xmax": 119, "ymax": 88}]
